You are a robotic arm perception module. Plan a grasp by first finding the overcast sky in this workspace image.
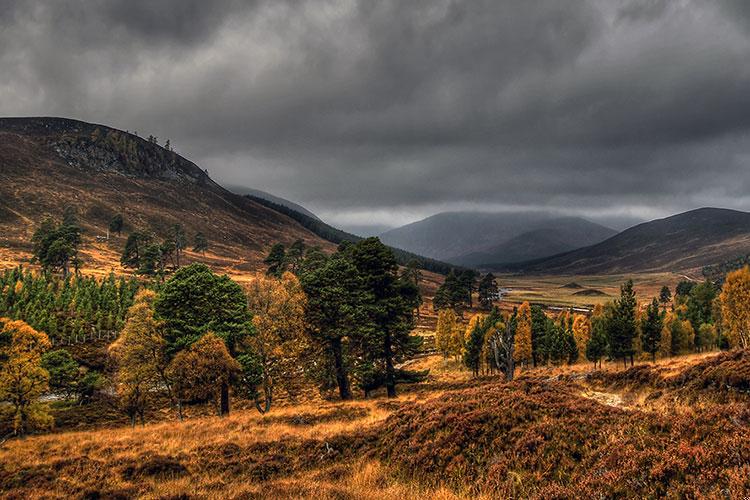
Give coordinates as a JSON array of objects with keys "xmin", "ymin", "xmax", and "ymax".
[{"xmin": 2, "ymin": 0, "xmax": 750, "ymax": 231}]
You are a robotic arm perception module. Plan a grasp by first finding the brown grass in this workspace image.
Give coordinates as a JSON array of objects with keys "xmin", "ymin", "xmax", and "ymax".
[{"xmin": 2, "ymin": 352, "xmax": 749, "ymax": 499}]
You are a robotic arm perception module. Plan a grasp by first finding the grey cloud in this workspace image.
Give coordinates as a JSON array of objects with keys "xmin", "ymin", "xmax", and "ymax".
[{"xmin": 2, "ymin": 0, "xmax": 750, "ymax": 228}]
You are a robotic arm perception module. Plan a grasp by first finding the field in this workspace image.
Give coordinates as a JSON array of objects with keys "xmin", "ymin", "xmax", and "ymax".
[
  {"xmin": 2, "ymin": 350, "xmax": 750, "ymax": 499},
  {"xmin": 497, "ymin": 271, "xmax": 692, "ymax": 309}
]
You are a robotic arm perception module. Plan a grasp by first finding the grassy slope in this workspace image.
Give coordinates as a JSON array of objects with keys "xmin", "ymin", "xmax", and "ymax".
[
  {"xmin": 0, "ymin": 117, "xmax": 335, "ymax": 277},
  {"xmin": 2, "ymin": 352, "xmax": 750, "ymax": 498}
]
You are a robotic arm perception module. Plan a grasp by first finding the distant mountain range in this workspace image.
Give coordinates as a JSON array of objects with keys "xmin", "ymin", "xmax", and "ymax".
[
  {"xmin": 503, "ymin": 207, "xmax": 750, "ymax": 274},
  {"xmin": 379, "ymin": 211, "xmax": 617, "ymax": 266}
]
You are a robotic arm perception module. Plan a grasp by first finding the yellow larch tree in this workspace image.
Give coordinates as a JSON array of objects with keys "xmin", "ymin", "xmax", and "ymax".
[
  {"xmin": 0, "ymin": 318, "xmax": 53, "ymax": 436},
  {"xmin": 513, "ymin": 302, "xmax": 533, "ymax": 367},
  {"xmin": 244, "ymin": 271, "xmax": 308, "ymax": 413},
  {"xmin": 572, "ymin": 314, "xmax": 591, "ymax": 360},
  {"xmin": 435, "ymin": 309, "xmax": 458, "ymax": 358},
  {"xmin": 720, "ymin": 266, "xmax": 750, "ymax": 348},
  {"xmin": 109, "ymin": 289, "xmax": 169, "ymax": 425}
]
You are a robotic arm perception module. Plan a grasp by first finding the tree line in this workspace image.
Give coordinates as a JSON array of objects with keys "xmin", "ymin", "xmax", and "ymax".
[{"xmin": 434, "ymin": 271, "xmax": 750, "ymax": 379}]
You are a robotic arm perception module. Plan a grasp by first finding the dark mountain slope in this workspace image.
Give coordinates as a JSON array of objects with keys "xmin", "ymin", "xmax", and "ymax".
[
  {"xmin": 505, "ymin": 208, "xmax": 750, "ymax": 274},
  {"xmin": 449, "ymin": 218, "xmax": 617, "ymax": 266},
  {"xmin": 226, "ymin": 185, "xmax": 320, "ymax": 221},
  {"xmin": 379, "ymin": 211, "xmax": 616, "ymax": 264},
  {"xmin": 245, "ymin": 194, "xmax": 457, "ymax": 274},
  {"xmin": 0, "ymin": 117, "xmax": 334, "ymax": 274}
]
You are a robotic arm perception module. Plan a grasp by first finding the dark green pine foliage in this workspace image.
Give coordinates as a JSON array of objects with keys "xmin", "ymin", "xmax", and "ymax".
[
  {"xmin": 641, "ymin": 298, "xmax": 663, "ymax": 362},
  {"xmin": 609, "ymin": 280, "xmax": 638, "ymax": 367},
  {"xmin": 684, "ymin": 281, "xmax": 717, "ymax": 333},
  {"xmin": 586, "ymin": 315, "xmax": 609, "ymax": 368},
  {"xmin": 32, "ymin": 211, "xmax": 82, "ymax": 277},
  {"xmin": 154, "ymin": 263, "xmax": 253, "ymax": 356},
  {"xmin": 264, "ymin": 243, "xmax": 288, "ymax": 278},
  {"xmin": 193, "ymin": 232, "xmax": 209, "ymax": 255},
  {"xmin": 530, "ymin": 305, "xmax": 549, "ymax": 366},
  {"xmin": 463, "ymin": 318, "xmax": 485, "ymax": 376},
  {"xmin": 433, "ymin": 270, "xmax": 473, "ymax": 311},
  {"xmin": 109, "ymin": 214, "xmax": 124, "ymax": 236},
  {"xmin": 300, "ymin": 253, "xmax": 367, "ymax": 400},
  {"xmin": 477, "ymin": 273, "xmax": 499, "ymax": 310},
  {"xmin": 344, "ymin": 238, "xmax": 422, "ymax": 398},
  {"xmin": 0, "ymin": 266, "xmax": 138, "ymax": 341}
]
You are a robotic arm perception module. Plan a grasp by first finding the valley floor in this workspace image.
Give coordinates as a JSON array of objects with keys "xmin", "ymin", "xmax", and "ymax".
[{"xmin": 2, "ymin": 350, "xmax": 750, "ymax": 499}]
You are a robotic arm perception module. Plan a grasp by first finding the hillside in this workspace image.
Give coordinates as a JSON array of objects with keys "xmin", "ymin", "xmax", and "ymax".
[
  {"xmin": 505, "ymin": 207, "xmax": 750, "ymax": 274},
  {"xmin": 450, "ymin": 218, "xmax": 617, "ymax": 267},
  {"xmin": 2, "ymin": 351, "xmax": 749, "ymax": 498},
  {"xmin": 0, "ymin": 117, "xmax": 334, "ymax": 275},
  {"xmin": 379, "ymin": 211, "xmax": 616, "ymax": 264},
  {"xmin": 226, "ymin": 185, "xmax": 321, "ymax": 221}
]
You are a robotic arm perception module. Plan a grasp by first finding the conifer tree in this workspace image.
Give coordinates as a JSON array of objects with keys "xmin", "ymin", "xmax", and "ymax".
[
  {"xmin": 193, "ymin": 232, "xmax": 208, "ymax": 256},
  {"xmin": 609, "ymin": 280, "xmax": 637, "ymax": 368},
  {"xmin": 478, "ymin": 273, "xmax": 499, "ymax": 310},
  {"xmin": 264, "ymin": 243, "xmax": 288, "ymax": 278},
  {"xmin": 641, "ymin": 298, "xmax": 663, "ymax": 362}
]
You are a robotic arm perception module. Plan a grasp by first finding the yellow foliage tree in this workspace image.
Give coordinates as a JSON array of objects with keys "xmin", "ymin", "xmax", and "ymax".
[
  {"xmin": 435, "ymin": 309, "xmax": 458, "ymax": 357},
  {"xmin": 0, "ymin": 318, "xmax": 53, "ymax": 436},
  {"xmin": 659, "ymin": 310, "xmax": 673, "ymax": 358},
  {"xmin": 513, "ymin": 302, "xmax": 533, "ymax": 366},
  {"xmin": 572, "ymin": 314, "xmax": 591, "ymax": 360},
  {"xmin": 109, "ymin": 290, "xmax": 169, "ymax": 425},
  {"xmin": 167, "ymin": 333, "xmax": 241, "ymax": 416},
  {"xmin": 720, "ymin": 266, "xmax": 750, "ymax": 348},
  {"xmin": 244, "ymin": 272, "xmax": 308, "ymax": 413}
]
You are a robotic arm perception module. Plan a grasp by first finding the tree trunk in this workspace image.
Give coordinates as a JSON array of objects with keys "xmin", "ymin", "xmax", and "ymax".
[
  {"xmin": 384, "ymin": 332, "xmax": 397, "ymax": 398},
  {"xmin": 331, "ymin": 338, "xmax": 352, "ymax": 400},
  {"xmin": 220, "ymin": 382, "xmax": 230, "ymax": 416}
]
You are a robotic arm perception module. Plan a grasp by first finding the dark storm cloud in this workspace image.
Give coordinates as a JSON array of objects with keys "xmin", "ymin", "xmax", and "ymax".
[{"xmin": 2, "ymin": 0, "xmax": 750, "ymax": 228}]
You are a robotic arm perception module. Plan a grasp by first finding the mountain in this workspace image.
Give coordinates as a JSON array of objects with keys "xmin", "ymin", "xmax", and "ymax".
[
  {"xmin": 244, "ymin": 194, "xmax": 457, "ymax": 274},
  {"xmin": 379, "ymin": 211, "xmax": 616, "ymax": 265},
  {"xmin": 225, "ymin": 185, "xmax": 320, "ymax": 221},
  {"xmin": 505, "ymin": 208, "xmax": 750, "ymax": 274},
  {"xmin": 0, "ymin": 117, "xmax": 334, "ymax": 274}
]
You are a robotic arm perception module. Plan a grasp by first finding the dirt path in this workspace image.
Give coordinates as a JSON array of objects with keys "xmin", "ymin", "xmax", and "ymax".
[{"xmin": 580, "ymin": 389, "xmax": 628, "ymax": 409}]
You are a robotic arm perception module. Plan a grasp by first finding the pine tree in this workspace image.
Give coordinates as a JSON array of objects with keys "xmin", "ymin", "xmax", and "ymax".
[
  {"xmin": 477, "ymin": 273, "xmax": 499, "ymax": 310},
  {"xmin": 609, "ymin": 280, "xmax": 637, "ymax": 368},
  {"xmin": 641, "ymin": 298, "xmax": 663, "ymax": 361},
  {"xmin": 264, "ymin": 243, "xmax": 288, "ymax": 278},
  {"xmin": 193, "ymin": 232, "xmax": 208, "ymax": 255}
]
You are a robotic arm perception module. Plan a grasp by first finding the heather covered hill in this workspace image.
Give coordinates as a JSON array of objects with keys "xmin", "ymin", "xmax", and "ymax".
[
  {"xmin": 0, "ymin": 117, "xmax": 333, "ymax": 274},
  {"xmin": 506, "ymin": 207, "xmax": 750, "ymax": 274}
]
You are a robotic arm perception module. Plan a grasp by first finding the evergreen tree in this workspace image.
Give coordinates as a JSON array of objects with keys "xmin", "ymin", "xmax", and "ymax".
[
  {"xmin": 609, "ymin": 280, "xmax": 637, "ymax": 368},
  {"xmin": 659, "ymin": 285, "xmax": 672, "ymax": 306},
  {"xmin": 32, "ymin": 213, "xmax": 82, "ymax": 277},
  {"xmin": 154, "ymin": 264, "xmax": 253, "ymax": 415},
  {"xmin": 344, "ymin": 238, "xmax": 422, "ymax": 398},
  {"xmin": 264, "ymin": 243, "xmax": 288, "ymax": 278},
  {"xmin": 286, "ymin": 239, "xmax": 307, "ymax": 274},
  {"xmin": 477, "ymin": 273, "xmax": 499, "ymax": 310},
  {"xmin": 300, "ymin": 254, "xmax": 366, "ymax": 400},
  {"xmin": 109, "ymin": 214, "xmax": 124, "ymax": 236},
  {"xmin": 463, "ymin": 318, "xmax": 485, "ymax": 376},
  {"xmin": 641, "ymin": 298, "xmax": 663, "ymax": 361},
  {"xmin": 193, "ymin": 232, "xmax": 208, "ymax": 255},
  {"xmin": 586, "ymin": 315, "xmax": 608, "ymax": 368}
]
